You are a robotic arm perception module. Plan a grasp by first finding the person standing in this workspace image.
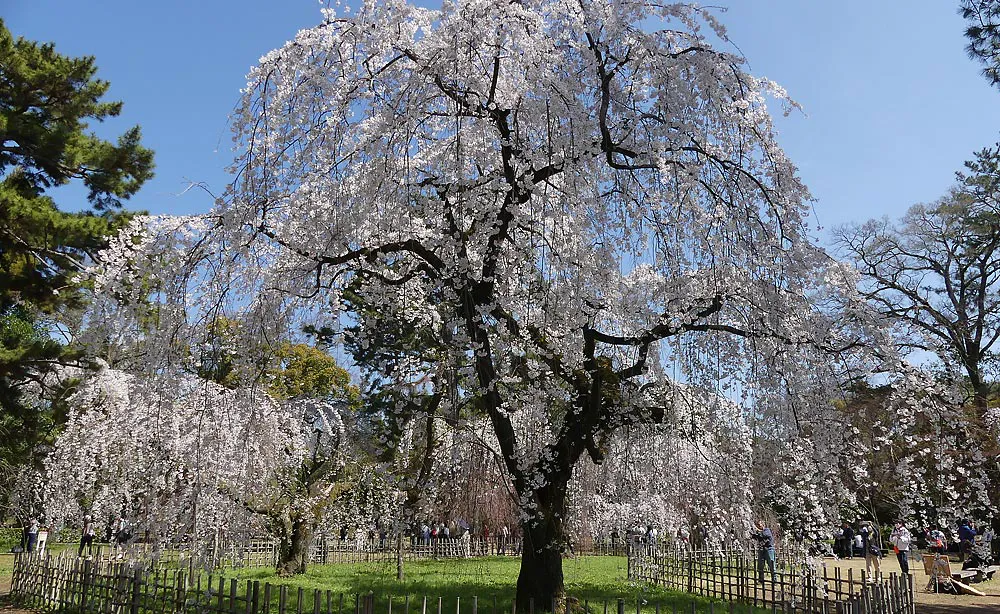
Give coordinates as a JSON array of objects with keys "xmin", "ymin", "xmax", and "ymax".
[
  {"xmin": 79, "ymin": 515, "xmax": 96, "ymax": 557},
  {"xmin": 927, "ymin": 526, "xmax": 948, "ymax": 554},
  {"xmin": 889, "ymin": 522, "xmax": 912, "ymax": 574},
  {"xmin": 860, "ymin": 521, "xmax": 881, "ymax": 579},
  {"xmin": 677, "ymin": 526, "xmax": 690, "ymax": 551},
  {"xmin": 958, "ymin": 519, "xmax": 977, "ymax": 562},
  {"xmin": 841, "ymin": 523, "xmax": 855, "ymax": 559},
  {"xmin": 499, "ymin": 525, "xmax": 510, "ymax": 555},
  {"xmin": 26, "ymin": 518, "xmax": 38, "ymax": 553},
  {"xmin": 114, "ymin": 516, "xmax": 130, "ymax": 553},
  {"xmin": 751, "ymin": 521, "xmax": 776, "ymax": 584}
]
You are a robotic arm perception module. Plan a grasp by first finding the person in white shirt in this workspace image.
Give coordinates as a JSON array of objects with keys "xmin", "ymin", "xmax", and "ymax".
[{"xmin": 889, "ymin": 523, "xmax": 912, "ymax": 574}]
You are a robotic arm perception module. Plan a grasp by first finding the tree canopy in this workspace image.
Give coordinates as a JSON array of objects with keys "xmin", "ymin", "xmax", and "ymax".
[
  {"xmin": 962, "ymin": 0, "xmax": 1000, "ymax": 89},
  {"xmin": 91, "ymin": 0, "xmax": 872, "ymax": 606},
  {"xmin": 835, "ymin": 143, "xmax": 1000, "ymax": 411},
  {"xmin": 0, "ymin": 18, "xmax": 154, "ymax": 506}
]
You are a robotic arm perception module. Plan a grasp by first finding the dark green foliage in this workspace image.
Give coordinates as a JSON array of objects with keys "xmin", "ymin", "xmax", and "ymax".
[
  {"xmin": 962, "ymin": 0, "xmax": 1000, "ymax": 88},
  {"xmin": 0, "ymin": 18, "xmax": 153, "ymax": 507}
]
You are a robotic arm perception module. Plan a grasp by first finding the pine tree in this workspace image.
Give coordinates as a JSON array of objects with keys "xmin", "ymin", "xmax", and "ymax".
[
  {"xmin": 962, "ymin": 0, "xmax": 1000, "ymax": 88},
  {"xmin": 0, "ymin": 18, "xmax": 154, "ymax": 507}
]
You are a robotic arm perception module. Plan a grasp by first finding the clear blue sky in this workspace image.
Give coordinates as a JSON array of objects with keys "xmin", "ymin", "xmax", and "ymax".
[{"xmin": 6, "ymin": 0, "xmax": 1000, "ymax": 238}]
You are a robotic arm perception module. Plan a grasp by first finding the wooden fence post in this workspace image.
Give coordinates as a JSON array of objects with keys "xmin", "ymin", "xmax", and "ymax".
[
  {"xmin": 80, "ymin": 558, "xmax": 91, "ymax": 613},
  {"xmin": 686, "ymin": 552, "xmax": 693, "ymax": 594},
  {"xmin": 129, "ymin": 567, "xmax": 142, "ymax": 614}
]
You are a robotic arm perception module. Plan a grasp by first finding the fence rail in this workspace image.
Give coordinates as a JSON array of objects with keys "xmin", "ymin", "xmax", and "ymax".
[
  {"xmin": 116, "ymin": 536, "xmax": 528, "ymax": 571},
  {"xmin": 93, "ymin": 535, "xmax": 788, "ymax": 573},
  {"xmin": 627, "ymin": 549, "xmax": 914, "ymax": 614},
  {"xmin": 9, "ymin": 548, "xmax": 915, "ymax": 614},
  {"xmin": 11, "ymin": 553, "xmax": 770, "ymax": 614}
]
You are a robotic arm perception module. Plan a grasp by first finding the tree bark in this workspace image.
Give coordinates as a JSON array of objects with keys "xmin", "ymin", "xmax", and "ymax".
[
  {"xmin": 515, "ymin": 478, "xmax": 570, "ymax": 611},
  {"xmin": 276, "ymin": 516, "xmax": 315, "ymax": 576}
]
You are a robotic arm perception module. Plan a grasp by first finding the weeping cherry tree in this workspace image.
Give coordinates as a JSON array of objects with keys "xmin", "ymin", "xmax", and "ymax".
[{"xmin": 93, "ymin": 0, "xmax": 869, "ymax": 606}]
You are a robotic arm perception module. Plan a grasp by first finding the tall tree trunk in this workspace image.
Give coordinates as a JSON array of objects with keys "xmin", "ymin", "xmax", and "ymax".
[
  {"xmin": 515, "ymin": 477, "xmax": 570, "ymax": 611},
  {"xmin": 276, "ymin": 516, "xmax": 315, "ymax": 576}
]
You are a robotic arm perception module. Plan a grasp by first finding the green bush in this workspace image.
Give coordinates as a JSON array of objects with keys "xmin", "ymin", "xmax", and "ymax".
[{"xmin": 0, "ymin": 526, "xmax": 24, "ymax": 551}]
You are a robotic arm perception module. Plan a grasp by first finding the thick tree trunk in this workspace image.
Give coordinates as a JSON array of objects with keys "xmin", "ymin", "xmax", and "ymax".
[
  {"xmin": 517, "ymin": 523, "xmax": 565, "ymax": 611},
  {"xmin": 276, "ymin": 517, "xmax": 315, "ymax": 576},
  {"xmin": 515, "ymin": 479, "xmax": 570, "ymax": 611}
]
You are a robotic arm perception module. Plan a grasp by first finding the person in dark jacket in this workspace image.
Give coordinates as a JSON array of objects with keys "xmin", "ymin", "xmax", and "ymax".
[
  {"xmin": 842, "ymin": 523, "xmax": 855, "ymax": 559},
  {"xmin": 751, "ymin": 521, "xmax": 776, "ymax": 584},
  {"xmin": 860, "ymin": 521, "xmax": 881, "ymax": 578},
  {"xmin": 958, "ymin": 520, "xmax": 977, "ymax": 562}
]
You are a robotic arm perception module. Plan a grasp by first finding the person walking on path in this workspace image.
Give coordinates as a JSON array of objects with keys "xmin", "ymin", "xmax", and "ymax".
[
  {"xmin": 889, "ymin": 522, "xmax": 912, "ymax": 574},
  {"xmin": 79, "ymin": 514, "xmax": 96, "ymax": 557},
  {"xmin": 860, "ymin": 521, "xmax": 881, "ymax": 579},
  {"xmin": 751, "ymin": 521, "xmax": 776, "ymax": 584}
]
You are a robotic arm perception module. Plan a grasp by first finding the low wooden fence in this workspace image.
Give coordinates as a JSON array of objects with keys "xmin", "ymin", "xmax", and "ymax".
[
  {"xmin": 102, "ymin": 536, "xmax": 525, "ymax": 572},
  {"xmin": 11, "ymin": 553, "xmax": 772, "ymax": 614},
  {"xmin": 628, "ymin": 549, "xmax": 914, "ymax": 614},
  {"xmin": 309, "ymin": 536, "xmax": 522, "ymax": 565}
]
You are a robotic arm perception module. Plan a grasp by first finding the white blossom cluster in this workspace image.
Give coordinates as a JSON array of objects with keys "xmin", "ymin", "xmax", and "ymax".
[{"xmin": 44, "ymin": 364, "xmax": 305, "ymax": 541}]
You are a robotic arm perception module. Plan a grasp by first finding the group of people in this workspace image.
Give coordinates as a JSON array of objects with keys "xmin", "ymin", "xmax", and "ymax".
[
  {"xmin": 832, "ymin": 518, "xmax": 993, "ymax": 578},
  {"xmin": 833, "ymin": 521, "xmax": 898, "ymax": 574},
  {"xmin": 602, "ymin": 523, "xmax": 716, "ymax": 554},
  {"xmin": 330, "ymin": 521, "xmax": 518, "ymax": 556},
  {"xmin": 14, "ymin": 513, "xmax": 131, "ymax": 559},
  {"xmin": 77, "ymin": 515, "xmax": 131, "ymax": 557},
  {"xmin": 414, "ymin": 522, "xmax": 516, "ymax": 554},
  {"xmin": 836, "ymin": 520, "xmax": 916, "ymax": 576}
]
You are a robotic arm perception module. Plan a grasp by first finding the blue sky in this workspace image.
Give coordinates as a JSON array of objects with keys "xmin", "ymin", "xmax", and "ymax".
[{"xmin": 6, "ymin": 0, "xmax": 1000, "ymax": 241}]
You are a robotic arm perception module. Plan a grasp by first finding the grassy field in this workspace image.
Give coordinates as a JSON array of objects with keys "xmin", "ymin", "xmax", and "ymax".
[
  {"xmin": 0, "ymin": 550, "xmax": 761, "ymax": 613},
  {"xmin": 219, "ymin": 556, "xmax": 760, "ymax": 614},
  {"xmin": 0, "ymin": 552, "xmax": 13, "ymax": 594}
]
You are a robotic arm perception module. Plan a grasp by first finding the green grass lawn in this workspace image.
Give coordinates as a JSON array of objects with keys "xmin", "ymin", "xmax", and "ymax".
[
  {"xmin": 0, "ymin": 553, "xmax": 12, "ymax": 592},
  {"xmin": 2, "ymin": 551, "xmax": 766, "ymax": 614},
  {"xmin": 218, "ymin": 556, "xmax": 762, "ymax": 614}
]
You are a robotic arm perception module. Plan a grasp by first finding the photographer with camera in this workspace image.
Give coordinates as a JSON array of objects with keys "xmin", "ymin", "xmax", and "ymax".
[{"xmin": 750, "ymin": 521, "xmax": 776, "ymax": 584}]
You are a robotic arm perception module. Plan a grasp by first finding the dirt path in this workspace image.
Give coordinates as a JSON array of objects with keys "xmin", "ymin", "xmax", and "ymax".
[
  {"xmin": 817, "ymin": 556, "xmax": 1000, "ymax": 614},
  {"xmin": 916, "ymin": 605, "xmax": 1000, "ymax": 614}
]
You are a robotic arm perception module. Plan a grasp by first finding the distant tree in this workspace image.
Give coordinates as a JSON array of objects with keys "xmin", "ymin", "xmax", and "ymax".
[
  {"xmin": 342, "ymin": 285, "xmax": 451, "ymax": 581},
  {"xmin": 962, "ymin": 0, "xmax": 1000, "ymax": 88},
  {"xmin": 835, "ymin": 143, "xmax": 1000, "ymax": 412},
  {"xmin": 269, "ymin": 341, "xmax": 359, "ymax": 405},
  {"xmin": 264, "ymin": 342, "xmax": 361, "ymax": 576},
  {"xmin": 46, "ymin": 354, "xmax": 361, "ymax": 577},
  {"xmin": 0, "ymin": 19, "xmax": 154, "ymax": 506}
]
